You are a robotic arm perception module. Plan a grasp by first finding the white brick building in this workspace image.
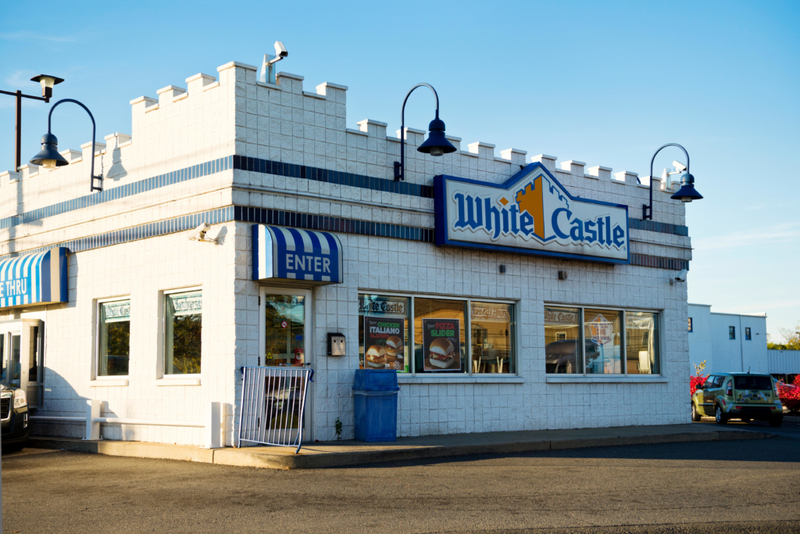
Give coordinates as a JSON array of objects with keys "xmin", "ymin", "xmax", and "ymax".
[{"xmin": 0, "ymin": 57, "xmax": 694, "ymax": 447}]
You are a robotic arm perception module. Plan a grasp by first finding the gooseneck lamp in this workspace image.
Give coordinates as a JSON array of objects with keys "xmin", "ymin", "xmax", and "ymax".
[
  {"xmin": 643, "ymin": 143, "xmax": 703, "ymax": 220},
  {"xmin": 30, "ymin": 98, "xmax": 103, "ymax": 192},
  {"xmin": 0, "ymin": 74, "xmax": 64, "ymax": 171},
  {"xmin": 393, "ymin": 83, "xmax": 457, "ymax": 181}
]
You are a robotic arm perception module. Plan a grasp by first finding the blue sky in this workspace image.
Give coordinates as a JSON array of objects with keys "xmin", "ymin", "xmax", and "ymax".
[{"xmin": 1, "ymin": 0, "xmax": 798, "ymax": 341}]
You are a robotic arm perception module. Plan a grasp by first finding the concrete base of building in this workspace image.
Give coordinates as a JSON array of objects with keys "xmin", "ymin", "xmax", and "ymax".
[{"xmin": 30, "ymin": 424, "xmax": 772, "ymax": 470}]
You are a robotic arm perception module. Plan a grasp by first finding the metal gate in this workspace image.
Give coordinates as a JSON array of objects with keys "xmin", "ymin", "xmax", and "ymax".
[{"xmin": 237, "ymin": 366, "xmax": 313, "ymax": 453}]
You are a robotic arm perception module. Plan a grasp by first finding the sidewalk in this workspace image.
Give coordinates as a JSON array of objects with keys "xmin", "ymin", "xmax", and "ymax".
[{"xmin": 29, "ymin": 423, "xmax": 774, "ymax": 470}]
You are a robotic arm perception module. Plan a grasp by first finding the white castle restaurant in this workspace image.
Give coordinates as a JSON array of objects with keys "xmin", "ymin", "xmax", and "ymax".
[{"xmin": 0, "ymin": 52, "xmax": 699, "ymax": 448}]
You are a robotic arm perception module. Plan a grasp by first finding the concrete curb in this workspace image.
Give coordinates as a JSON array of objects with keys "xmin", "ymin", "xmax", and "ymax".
[{"xmin": 29, "ymin": 427, "xmax": 773, "ymax": 470}]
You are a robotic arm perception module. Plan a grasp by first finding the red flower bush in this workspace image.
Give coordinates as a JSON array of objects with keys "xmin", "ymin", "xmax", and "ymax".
[
  {"xmin": 777, "ymin": 375, "xmax": 800, "ymax": 414},
  {"xmin": 690, "ymin": 375, "xmax": 707, "ymax": 396}
]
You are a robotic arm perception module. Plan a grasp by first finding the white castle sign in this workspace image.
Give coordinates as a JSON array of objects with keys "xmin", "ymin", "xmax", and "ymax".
[{"xmin": 434, "ymin": 164, "xmax": 630, "ymax": 263}]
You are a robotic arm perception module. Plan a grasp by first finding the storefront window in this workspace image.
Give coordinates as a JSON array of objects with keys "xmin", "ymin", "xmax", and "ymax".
[
  {"xmin": 626, "ymin": 312, "xmax": 659, "ymax": 374},
  {"xmin": 414, "ymin": 298, "xmax": 466, "ymax": 373},
  {"xmin": 165, "ymin": 291, "xmax": 202, "ymax": 375},
  {"xmin": 358, "ymin": 293, "xmax": 515, "ymax": 376},
  {"xmin": 545, "ymin": 307, "xmax": 582, "ymax": 374},
  {"xmin": 545, "ymin": 305, "xmax": 660, "ymax": 376},
  {"xmin": 471, "ymin": 301, "xmax": 514, "ymax": 374},
  {"xmin": 98, "ymin": 300, "xmax": 130, "ymax": 376},
  {"xmin": 584, "ymin": 309, "xmax": 622, "ymax": 374},
  {"xmin": 358, "ymin": 295, "xmax": 410, "ymax": 372}
]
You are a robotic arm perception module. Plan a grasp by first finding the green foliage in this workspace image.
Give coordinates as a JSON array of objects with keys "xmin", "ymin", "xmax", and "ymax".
[
  {"xmin": 769, "ymin": 328, "xmax": 800, "ymax": 350},
  {"xmin": 172, "ymin": 314, "xmax": 202, "ymax": 374},
  {"xmin": 335, "ymin": 417, "xmax": 343, "ymax": 440}
]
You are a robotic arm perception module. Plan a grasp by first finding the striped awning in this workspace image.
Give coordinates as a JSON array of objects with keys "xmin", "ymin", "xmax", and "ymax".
[
  {"xmin": 252, "ymin": 225, "xmax": 343, "ymax": 284},
  {"xmin": 0, "ymin": 247, "xmax": 68, "ymax": 309}
]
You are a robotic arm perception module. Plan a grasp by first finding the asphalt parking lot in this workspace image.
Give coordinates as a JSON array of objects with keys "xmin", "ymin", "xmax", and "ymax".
[{"xmin": 3, "ymin": 431, "xmax": 799, "ymax": 534}]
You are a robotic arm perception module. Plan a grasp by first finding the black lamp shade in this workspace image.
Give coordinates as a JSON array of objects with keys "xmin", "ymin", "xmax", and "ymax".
[
  {"xmin": 418, "ymin": 117, "xmax": 457, "ymax": 156},
  {"xmin": 670, "ymin": 173, "xmax": 703, "ymax": 203},
  {"xmin": 30, "ymin": 133, "xmax": 69, "ymax": 168}
]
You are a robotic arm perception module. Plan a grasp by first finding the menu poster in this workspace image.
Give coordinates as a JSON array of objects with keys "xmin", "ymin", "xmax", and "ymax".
[
  {"xmin": 422, "ymin": 319, "xmax": 462, "ymax": 372},
  {"xmin": 363, "ymin": 317, "xmax": 406, "ymax": 371}
]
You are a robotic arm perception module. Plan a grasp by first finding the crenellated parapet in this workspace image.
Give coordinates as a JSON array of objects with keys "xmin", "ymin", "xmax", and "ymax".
[{"xmin": 0, "ymin": 56, "xmax": 689, "ymax": 252}]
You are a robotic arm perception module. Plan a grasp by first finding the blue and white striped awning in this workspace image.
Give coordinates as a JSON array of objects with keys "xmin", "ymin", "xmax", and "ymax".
[
  {"xmin": 252, "ymin": 225, "xmax": 343, "ymax": 284},
  {"xmin": 0, "ymin": 247, "xmax": 68, "ymax": 309}
]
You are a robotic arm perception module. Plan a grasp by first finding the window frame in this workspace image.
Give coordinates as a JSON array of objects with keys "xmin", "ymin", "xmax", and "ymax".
[
  {"xmin": 94, "ymin": 296, "xmax": 132, "ymax": 381},
  {"xmin": 358, "ymin": 291, "xmax": 518, "ymax": 378},
  {"xmin": 544, "ymin": 303, "xmax": 663, "ymax": 377},
  {"xmin": 161, "ymin": 286, "xmax": 203, "ymax": 379},
  {"xmin": 729, "ymin": 326, "xmax": 736, "ymax": 340},
  {"xmin": 745, "ymin": 327, "xmax": 751, "ymax": 340}
]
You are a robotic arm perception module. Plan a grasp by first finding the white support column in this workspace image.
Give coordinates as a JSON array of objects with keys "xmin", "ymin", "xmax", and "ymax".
[
  {"xmin": 205, "ymin": 401, "xmax": 221, "ymax": 449},
  {"xmin": 85, "ymin": 399, "xmax": 101, "ymax": 441}
]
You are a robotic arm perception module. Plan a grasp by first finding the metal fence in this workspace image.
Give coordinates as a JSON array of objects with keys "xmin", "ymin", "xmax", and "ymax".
[
  {"xmin": 237, "ymin": 366, "xmax": 313, "ymax": 453},
  {"xmin": 768, "ymin": 349, "xmax": 800, "ymax": 375}
]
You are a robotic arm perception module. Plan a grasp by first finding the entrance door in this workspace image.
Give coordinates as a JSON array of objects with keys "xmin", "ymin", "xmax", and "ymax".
[
  {"xmin": 0, "ymin": 319, "xmax": 44, "ymax": 408},
  {"xmin": 259, "ymin": 288, "xmax": 313, "ymax": 439}
]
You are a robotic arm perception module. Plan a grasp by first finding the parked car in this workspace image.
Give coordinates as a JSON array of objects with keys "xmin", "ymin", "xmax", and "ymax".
[
  {"xmin": 1, "ymin": 384, "xmax": 29, "ymax": 452},
  {"xmin": 692, "ymin": 372, "xmax": 783, "ymax": 427}
]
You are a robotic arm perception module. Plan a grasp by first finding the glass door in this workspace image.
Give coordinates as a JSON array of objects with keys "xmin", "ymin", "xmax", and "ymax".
[
  {"xmin": 259, "ymin": 288, "xmax": 313, "ymax": 440},
  {"xmin": 0, "ymin": 319, "xmax": 44, "ymax": 407},
  {"xmin": 261, "ymin": 291, "xmax": 309, "ymax": 368}
]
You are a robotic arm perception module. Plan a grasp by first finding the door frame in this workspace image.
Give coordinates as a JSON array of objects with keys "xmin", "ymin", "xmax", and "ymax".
[
  {"xmin": 0, "ymin": 318, "xmax": 44, "ymax": 408},
  {"xmin": 258, "ymin": 287, "xmax": 314, "ymax": 442}
]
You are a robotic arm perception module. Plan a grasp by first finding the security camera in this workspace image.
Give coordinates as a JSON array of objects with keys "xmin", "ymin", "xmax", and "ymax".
[
  {"xmin": 188, "ymin": 222, "xmax": 216, "ymax": 243},
  {"xmin": 675, "ymin": 269, "xmax": 688, "ymax": 282},
  {"xmin": 274, "ymin": 41, "xmax": 288, "ymax": 58},
  {"xmin": 673, "ymin": 160, "xmax": 687, "ymax": 173}
]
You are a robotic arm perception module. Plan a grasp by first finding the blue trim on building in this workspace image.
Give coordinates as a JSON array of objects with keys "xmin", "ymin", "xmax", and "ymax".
[
  {"xmin": 2, "ymin": 154, "xmax": 689, "ymax": 240},
  {"xmin": 232, "ymin": 155, "xmax": 434, "ymax": 198},
  {"xmin": 0, "ymin": 205, "xmax": 687, "ymax": 271},
  {"xmin": 627, "ymin": 218, "xmax": 689, "ymax": 236},
  {"xmin": 0, "ymin": 156, "xmax": 232, "ymax": 231}
]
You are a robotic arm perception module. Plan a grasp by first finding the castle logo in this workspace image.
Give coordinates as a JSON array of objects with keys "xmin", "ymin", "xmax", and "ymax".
[{"xmin": 434, "ymin": 163, "xmax": 629, "ymax": 263}]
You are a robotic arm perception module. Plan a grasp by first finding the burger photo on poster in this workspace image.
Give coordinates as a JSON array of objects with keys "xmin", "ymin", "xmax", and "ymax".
[
  {"xmin": 365, "ymin": 345, "xmax": 386, "ymax": 368},
  {"xmin": 384, "ymin": 335, "xmax": 404, "ymax": 370},
  {"xmin": 429, "ymin": 337, "xmax": 455, "ymax": 369}
]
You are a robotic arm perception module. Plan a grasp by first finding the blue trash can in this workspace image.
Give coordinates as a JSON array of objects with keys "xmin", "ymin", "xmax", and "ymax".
[{"xmin": 353, "ymin": 369, "xmax": 400, "ymax": 442}]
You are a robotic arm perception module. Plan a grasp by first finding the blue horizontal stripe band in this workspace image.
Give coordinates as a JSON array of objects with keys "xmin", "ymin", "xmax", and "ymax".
[
  {"xmin": 2, "ymin": 154, "xmax": 688, "ymax": 239},
  {"xmin": 0, "ymin": 207, "xmax": 687, "ymax": 272}
]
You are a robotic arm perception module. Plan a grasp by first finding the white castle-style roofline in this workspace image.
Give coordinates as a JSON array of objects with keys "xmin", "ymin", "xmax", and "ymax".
[{"xmin": 0, "ymin": 58, "xmax": 685, "ymax": 237}]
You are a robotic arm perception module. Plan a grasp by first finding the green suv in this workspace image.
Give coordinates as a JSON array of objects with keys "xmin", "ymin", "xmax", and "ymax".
[{"xmin": 692, "ymin": 373, "xmax": 783, "ymax": 427}]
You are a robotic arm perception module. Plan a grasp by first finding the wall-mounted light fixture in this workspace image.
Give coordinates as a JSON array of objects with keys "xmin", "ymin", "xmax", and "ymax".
[
  {"xmin": 643, "ymin": 143, "xmax": 703, "ymax": 220},
  {"xmin": 393, "ymin": 83, "xmax": 456, "ymax": 181},
  {"xmin": 30, "ymin": 98, "xmax": 103, "ymax": 192}
]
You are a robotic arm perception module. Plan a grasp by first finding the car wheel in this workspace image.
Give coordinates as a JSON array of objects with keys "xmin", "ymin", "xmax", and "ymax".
[
  {"xmin": 692, "ymin": 402, "xmax": 701, "ymax": 422},
  {"xmin": 715, "ymin": 405, "xmax": 727, "ymax": 424},
  {"xmin": 769, "ymin": 416, "xmax": 783, "ymax": 428}
]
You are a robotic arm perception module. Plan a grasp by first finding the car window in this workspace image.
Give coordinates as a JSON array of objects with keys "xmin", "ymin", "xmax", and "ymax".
[
  {"xmin": 734, "ymin": 375, "xmax": 772, "ymax": 390},
  {"xmin": 706, "ymin": 375, "xmax": 720, "ymax": 388}
]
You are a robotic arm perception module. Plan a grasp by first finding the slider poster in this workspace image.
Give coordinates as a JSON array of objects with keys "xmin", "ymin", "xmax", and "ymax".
[
  {"xmin": 364, "ymin": 317, "xmax": 406, "ymax": 372},
  {"xmin": 422, "ymin": 318, "xmax": 462, "ymax": 372}
]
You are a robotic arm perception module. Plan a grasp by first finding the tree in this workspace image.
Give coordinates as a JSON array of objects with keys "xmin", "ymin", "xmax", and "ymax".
[{"xmin": 769, "ymin": 323, "xmax": 800, "ymax": 350}]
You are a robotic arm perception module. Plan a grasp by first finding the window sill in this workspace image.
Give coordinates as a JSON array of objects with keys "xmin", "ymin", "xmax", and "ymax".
[
  {"xmin": 90, "ymin": 378, "xmax": 129, "ymax": 387},
  {"xmin": 156, "ymin": 377, "xmax": 201, "ymax": 387},
  {"xmin": 398, "ymin": 375, "xmax": 525, "ymax": 385},
  {"xmin": 546, "ymin": 375, "xmax": 668, "ymax": 384}
]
